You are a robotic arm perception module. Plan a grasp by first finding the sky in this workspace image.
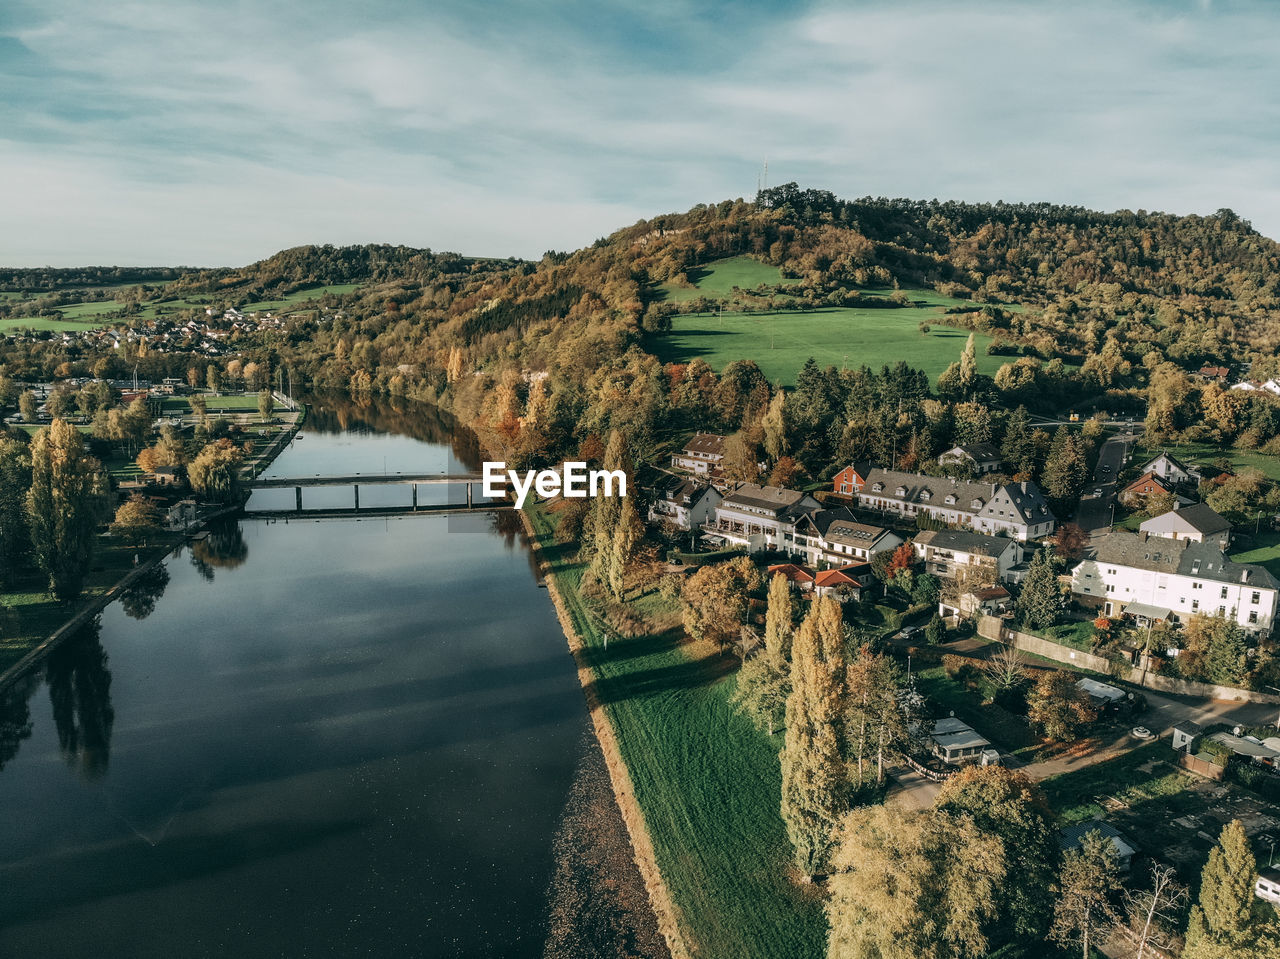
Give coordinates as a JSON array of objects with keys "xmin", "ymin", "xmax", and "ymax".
[{"xmin": 1, "ymin": 0, "xmax": 1278, "ymax": 267}]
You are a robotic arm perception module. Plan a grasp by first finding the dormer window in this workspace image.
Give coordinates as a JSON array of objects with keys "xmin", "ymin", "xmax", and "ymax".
[
  {"xmin": 895, "ymin": 486, "xmax": 907, "ymax": 497},
  {"xmin": 945, "ymin": 494, "xmax": 957, "ymax": 505},
  {"xmin": 971, "ymin": 499, "xmax": 984, "ymax": 509},
  {"xmin": 872, "ymin": 483, "xmax": 884, "ymax": 493},
  {"xmin": 920, "ymin": 489, "xmax": 932, "ymax": 501}
]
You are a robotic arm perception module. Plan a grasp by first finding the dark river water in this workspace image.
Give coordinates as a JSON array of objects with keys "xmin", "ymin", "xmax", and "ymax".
[{"xmin": 0, "ymin": 395, "xmax": 645, "ymax": 958}]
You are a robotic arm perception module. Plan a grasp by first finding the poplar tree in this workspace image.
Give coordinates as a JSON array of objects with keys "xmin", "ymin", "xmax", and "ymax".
[
  {"xmin": 761, "ymin": 390, "xmax": 788, "ymax": 461},
  {"xmin": 26, "ymin": 420, "xmax": 104, "ymax": 601},
  {"xmin": 781, "ymin": 595, "xmax": 848, "ymax": 878},
  {"xmin": 732, "ymin": 573, "xmax": 794, "ymax": 734},
  {"xmin": 607, "ymin": 495, "xmax": 641, "ymax": 599}
]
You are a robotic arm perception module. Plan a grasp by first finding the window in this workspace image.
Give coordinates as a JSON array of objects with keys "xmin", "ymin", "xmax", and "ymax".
[
  {"xmin": 1218, "ymin": 606, "xmax": 1227, "ymax": 617},
  {"xmin": 1253, "ymin": 591, "xmax": 1261, "ymax": 604},
  {"xmin": 1250, "ymin": 610, "xmax": 1259, "ymax": 624},
  {"xmin": 1192, "ymin": 582, "xmax": 1202, "ymax": 590},
  {"xmin": 1221, "ymin": 587, "xmax": 1229, "ymax": 599},
  {"xmin": 1192, "ymin": 600, "xmax": 1199, "ymax": 611}
]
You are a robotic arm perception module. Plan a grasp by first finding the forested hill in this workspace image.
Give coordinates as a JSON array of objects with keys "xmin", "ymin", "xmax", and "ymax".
[
  {"xmin": 7, "ymin": 185, "xmax": 1280, "ymax": 473},
  {"xmin": 162, "ymin": 244, "xmax": 522, "ymax": 300}
]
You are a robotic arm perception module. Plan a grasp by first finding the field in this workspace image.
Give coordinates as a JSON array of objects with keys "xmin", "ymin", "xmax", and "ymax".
[
  {"xmin": 240, "ymin": 283, "xmax": 361, "ymax": 313},
  {"xmin": 526, "ymin": 505, "xmax": 826, "ymax": 959},
  {"xmin": 0, "ymin": 315, "xmax": 120, "ymax": 334},
  {"xmin": 655, "ymin": 306, "xmax": 1004, "ymax": 385},
  {"xmin": 656, "ymin": 255, "xmax": 799, "ymax": 302}
]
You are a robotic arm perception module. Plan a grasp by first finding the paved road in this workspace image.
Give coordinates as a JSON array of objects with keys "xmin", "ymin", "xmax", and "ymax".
[
  {"xmin": 1075, "ymin": 429, "xmax": 1139, "ymax": 534},
  {"xmin": 885, "ymin": 763, "xmax": 942, "ymax": 809}
]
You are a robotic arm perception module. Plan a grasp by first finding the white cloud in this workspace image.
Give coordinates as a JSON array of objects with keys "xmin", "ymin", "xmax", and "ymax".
[{"xmin": 2, "ymin": 0, "xmax": 1279, "ymax": 265}]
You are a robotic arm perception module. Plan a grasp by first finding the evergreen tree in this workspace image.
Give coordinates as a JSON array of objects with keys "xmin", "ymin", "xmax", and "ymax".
[
  {"xmin": 26, "ymin": 420, "xmax": 104, "ymax": 601},
  {"xmin": 1041, "ymin": 427, "xmax": 1087, "ymax": 515},
  {"xmin": 1184, "ymin": 820, "xmax": 1275, "ymax": 958},
  {"xmin": 1017, "ymin": 547, "xmax": 1065, "ymax": 629},
  {"xmin": 781, "ymin": 596, "xmax": 849, "ymax": 878},
  {"xmin": 1001, "ymin": 405, "xmax": 1038, "ymax": 477}
]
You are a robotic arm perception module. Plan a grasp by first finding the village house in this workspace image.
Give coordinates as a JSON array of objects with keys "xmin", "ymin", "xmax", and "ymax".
[
  {"xmin": 648, "ymin": 478, "xmax": 722, "ymax": 531},
  {"xmin": 1138, "ymin": 503, "xmax": 1233, "ymax": 550},
  {"xmin": 1140, "ymin": 451, "xmax": 1196, "ymax": 486},
  {"xmin": 789, "ymin": 506, "xmax": 903, "ymax": 567},
  {"xmin": 939, "ymin": 585, "xmax": 1011, "ymax": 621},
  {"xmin": 913, "ymin": 528, "xmax": 1026, "ymax": 585},
  {"xmin": 767, "ymin": 563, "xmax": 815, "ymax": 590},
  {"xmin": 705, "ymin": 483, "xmax": 820, "ymax": 553},
  {"xmin": 830, "ymin": 460, "xmax": 874, "ymax": 497},
  {"xmin": 1118, "ymin": 471, "xmax": 1177, "ymax": 508},
  {"xmin": 1071, "ymin": 530, "xmax": 1279, "ymax": 634},
  {"xmin": 930, "ymin": 717, "xmax": 993, "ymax": 765},
  {"xmin": 937, "ymin": 442, "xmax": 1003, "ymax": 475},
  {"xmin": 857, "ymin": 469, "xmax": 1055, "ymax": 541},
  {"xmin": 813, "ymin": 565, "xmax": 874, "ymax": 602},
  {"xmin": 671, "ymin": 433, "xmax": 725, "ymax": 476}
]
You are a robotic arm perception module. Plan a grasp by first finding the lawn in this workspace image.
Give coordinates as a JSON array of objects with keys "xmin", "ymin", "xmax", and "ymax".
[
  {"xmin": 656, "ymin": 256, "xmax": 799, "ymax": 303},
  {"xmin": 1231, "ymin": 529, "xmax": 1280, "ymax": 579},
  {"xmin": 159, "ymin": 394, "xmax": 282, "ymax": 414},
  {"xmin": 1027, "ymin": 620, "xmax": 1097, "ymax": 653},
  {"xmin": 526, "ymin": 504, "xmax": 826, "ymax": 959},
  {"xmin": 654, "ymin": 306, "xmax": 1004, "ymax": 385}
]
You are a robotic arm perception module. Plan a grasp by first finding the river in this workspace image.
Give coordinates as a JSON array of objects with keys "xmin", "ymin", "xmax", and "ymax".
[{"xmin": 0, "ymin": 394, "xmax": 667, "ymax": 959}]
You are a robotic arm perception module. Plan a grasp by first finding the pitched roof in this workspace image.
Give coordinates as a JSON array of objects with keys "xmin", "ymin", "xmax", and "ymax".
[
  {"xmin": 860, "ymin": 469, "xmax": 1053, "ymax": 525},
  {"xmin": 835, "ymin": 460, "xmax": 875, "ymax": 479},
  {"xmin": 768, "ymin": 563, "xmax": 815, "ymax": 584},
  {"xmin": 1123, "ymin": 471, "xmax": 1173, "ymax": 494},
  {"xmin": 1141, "ymin": 451, "xmax": 1191, "ymax": 474},
  {"xmin": 658, "ymin": 476, "xmax": 717, "ymax": 507},
  {"xmin": 914, "ymin": 528, "xmax": 1018, "ymax": 557},
  {"xmin": 1091, "ymin": 530, "xmax": 1279, "ymax": 590},
  {"xmin": 722, "ymin": 482, "xmax": 813, "ymax": 517},
  {"xmin": 814, "ymin": 566, "xmax": 868, "ymax": 588},
  {"xmin": 1059, "ymin": 820, "xmax": 1138, "ymax": 857},
  {"xmin": 1167, "ymin": 503, "xmax": 1232, "ymax": 535},
  {"xmin": 680, "ymin": 432, "xmax": 724, "ymax": 456},
  {"xmin": 943, "ymin": 442, "xmax": 1002, "ymax": 463}
]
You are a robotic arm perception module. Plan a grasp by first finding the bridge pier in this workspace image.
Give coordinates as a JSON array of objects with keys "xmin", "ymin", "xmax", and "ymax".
[
  {"xmin": 295, "ymin": 486, "xmax": 302, "ymax": 512},
  {"xmin": 411, "ymin": 484, "xmax": 418, "ymax": 511},
  {"xmin": 354, "ymin": 485, "xmax": 359, "ymax": 511},
  {"xmin": 466, "ymin": 483, "xmax": 472, "ymax": 509}
]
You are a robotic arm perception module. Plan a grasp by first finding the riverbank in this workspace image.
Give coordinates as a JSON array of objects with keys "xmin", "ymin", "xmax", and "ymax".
[
  {"xmin": 0, "ymin": 405, "xmax": 306, "ymax": 686},
  {"xmin": 522, "ymin": 502, "xmax": 826, "ymax": 959},
  {"xmin": 522, "ymin": 506, "xmax": 691, "ymax": 959}
]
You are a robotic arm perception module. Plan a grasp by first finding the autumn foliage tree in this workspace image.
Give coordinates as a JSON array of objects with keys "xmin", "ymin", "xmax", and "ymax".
[
  {"xmin": 780, "ymin": 595, "xmax": 848, "ymax": 878},
  {"xmin": 26, "ymin": 419, "xmax": 104, "ymax": 600},
  {"xmin": 1027, "ymin": 670, "xmax": 1097, "ymax": 742}
]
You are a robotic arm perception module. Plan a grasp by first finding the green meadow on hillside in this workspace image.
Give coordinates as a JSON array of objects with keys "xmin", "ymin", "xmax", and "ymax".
[{"xmin": 655, "ymin": 306, "xmax": 1004, "ymax": 385}]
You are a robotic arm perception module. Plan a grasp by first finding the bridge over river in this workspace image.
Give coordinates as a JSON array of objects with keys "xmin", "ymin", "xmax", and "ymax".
[{"xmin": 245, "ymin": 472, "xmax": 510, "ymax": 516}]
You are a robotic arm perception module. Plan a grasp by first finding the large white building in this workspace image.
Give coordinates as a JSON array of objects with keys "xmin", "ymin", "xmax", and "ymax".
[
  {"xmin": 704, "ymin": 483, "xmax": 820, "ymax": 553},
  {"xmin": 648, "ymin": 478, "xmax": 722, "ymax": 531},
  {"xmin": 1071, "ymin": 530, "xmax": 1278, "ymax": 635},
  {"xmin": 671, "ymin": 433, "xmax": 724, "ymax": 476},
  {"xmin": 857, "ymin": 469, "xmax": 1055, "ymax": 542},
  {"xmin": 1138, "ymin": 503, "xmax": 1232, "ymax": 550}
]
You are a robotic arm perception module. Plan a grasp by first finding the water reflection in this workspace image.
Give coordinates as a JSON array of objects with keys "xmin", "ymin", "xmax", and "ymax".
[
  {"xmin": 189, "ymin": 519, "xmax": 249, "ymax": 581},
  {"xmin": 303, "ymin": 391, "xmax": 482, "ymax": 469},
  {"xmin": 119, "ymin": 563, "xmax": 170, "ymax": 621},
  {"xmin": 0, "ymin": 673, "xmax": 37, "ymax": 772},
  {"xmin": 45, "ymin": 620, "xmax": 115, "ymax": 780}
]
